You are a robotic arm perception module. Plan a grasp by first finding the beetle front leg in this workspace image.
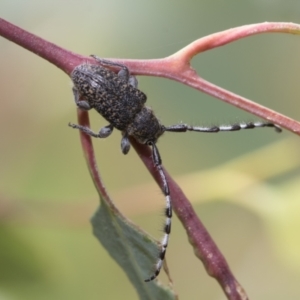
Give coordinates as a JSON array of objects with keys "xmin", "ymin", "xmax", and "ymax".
[{"xmin": 68, "ymin": 123, "xmax": 114, "ymax": 138}]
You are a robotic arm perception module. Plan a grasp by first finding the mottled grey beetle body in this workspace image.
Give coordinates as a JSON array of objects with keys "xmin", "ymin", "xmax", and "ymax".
[
  {"xmin": 71, "ymin": 62, "xmax": 164, "ymax": 144},
  {"xmin": 69, "ymin": 55, "xmax": 281, "ymax": 283}
]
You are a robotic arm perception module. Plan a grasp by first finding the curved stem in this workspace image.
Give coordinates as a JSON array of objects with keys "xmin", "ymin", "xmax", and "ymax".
[
  {"xmin": 131, "ymin": 138, "xmax": 248, "ymax": 300},
  {"xmin": 173, "ymin": 22, "xmax": 300, "ymax": 58}
]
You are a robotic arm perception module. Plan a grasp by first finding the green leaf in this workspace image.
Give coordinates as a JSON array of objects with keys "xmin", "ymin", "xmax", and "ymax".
[{"xmin": 91, "ymin": 196, "xmax": 176, "ymax": 300}]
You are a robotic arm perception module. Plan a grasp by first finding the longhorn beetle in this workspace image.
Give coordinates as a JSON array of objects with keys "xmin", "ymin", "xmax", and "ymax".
[{"xmin": 69, "ymin": 55, "xmax": 281, "ymax": 282}]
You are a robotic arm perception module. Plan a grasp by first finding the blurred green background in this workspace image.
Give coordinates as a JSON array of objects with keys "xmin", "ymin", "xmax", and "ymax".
[{"xmin": 1, "ymin": 1, "xmax": 300, "ymax": 299}]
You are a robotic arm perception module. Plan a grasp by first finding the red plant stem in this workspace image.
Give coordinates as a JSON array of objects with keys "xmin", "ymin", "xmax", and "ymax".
[
  {"xmin": 169, "ymin": 71, "xmax": 300, "ymax": 134},
  {"xmin": 131, "ymin": 138, "xmax": 248, "ymax": 300},
  {"xmin": 174, "ymin": 22, "xmax": 300, "ymax": 57},
  {"xmin": 109, "ymin": 56, "xmax": 300, "ymax": 134},
  {"xmin": 105, "ymin": 22, "xmax": 300, "ymax": 134},
  {"xmin": 1, "ymin": 17, "xmax": 299, "ymax": 133},
  {"xmin": 76, "ymin": 110, "xmax": 109, "ymax": 198},
  {"xmin": 0, "ymin": 18, "xmax": 83, "ymax": 74}
]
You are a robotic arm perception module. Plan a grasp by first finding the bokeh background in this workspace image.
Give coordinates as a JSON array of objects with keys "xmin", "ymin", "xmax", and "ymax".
[{"xmin": 1, "ymin": 1, "xmax": 300, "ymax": 299}]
